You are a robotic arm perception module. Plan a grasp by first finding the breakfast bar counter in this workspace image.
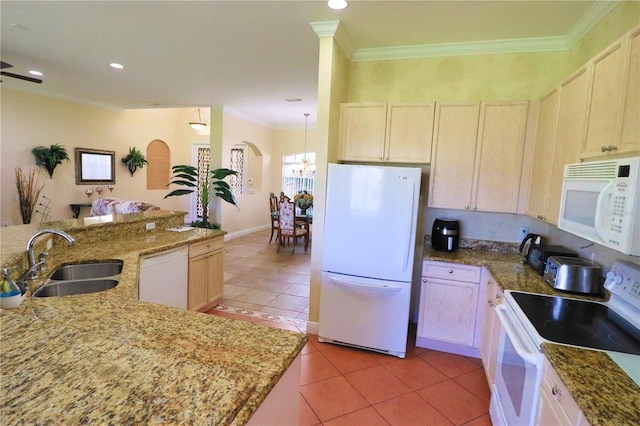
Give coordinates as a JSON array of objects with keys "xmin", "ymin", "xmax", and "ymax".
[
  {"xmin": 0, "ymin": 211, "xmax": 307, "ymax": 425},
  {"xmin": 424, "ymin": 246, "xmax": 640, "ymax": 426}
]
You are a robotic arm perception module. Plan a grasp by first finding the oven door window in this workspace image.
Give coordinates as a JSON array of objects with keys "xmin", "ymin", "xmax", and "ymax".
[
  {"xmin": 492, "ymin": 304, "xmax": 543, "ymax": 426},
  {"xmin": 501, "ymin": 334, "xmax": 527, "ymax": 416}
]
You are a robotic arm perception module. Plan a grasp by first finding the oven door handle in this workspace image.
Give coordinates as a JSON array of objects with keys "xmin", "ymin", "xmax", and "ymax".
[{"xmin": 496, "ymin": 304, "xmax": 539, "ymax": 365}]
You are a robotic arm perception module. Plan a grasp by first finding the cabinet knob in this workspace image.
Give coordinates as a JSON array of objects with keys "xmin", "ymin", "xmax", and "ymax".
[
  {"xmin": 495, "ymin": 294, "xmax": 501, "ymax": 301},
  {"xmin": 551, "ymin": 387, "xmax": 562, "ymax": 396},
  {"xmin": 448, "ymin": 270, "xmax": 454, "ymax": 274},
  {"xmin": 473, "ymin": 206, "xmax": 478, "ymax": 211},
  {"xmin": 601, "ymin": 146, "xmax": 609, "ymax": 152},
  {"xmin": 608, "ymin": 145, "xmax": 617, "ymax": 152},
  {"xmin": 465, "ymin": 205, "xmax": 470, "ymax": 210},
  {"xmin": 488, "ymin": 300, "xmax": 493, "ymax": 307}
]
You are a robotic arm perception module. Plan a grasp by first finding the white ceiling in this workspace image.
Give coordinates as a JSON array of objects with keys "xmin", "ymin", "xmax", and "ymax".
[{"xmin": 1, "ymin": 1, "xmax": 614, "ymax": 128}]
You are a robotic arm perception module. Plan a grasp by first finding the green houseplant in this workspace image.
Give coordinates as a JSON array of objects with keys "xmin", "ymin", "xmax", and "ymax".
[
  {"xmin": 165, "ymin": 164, "xmax": 238, "ymax": 229},
  {"xmin": 31, "ymin": 144, "xmax": 70, "ymax": 178},
  {"xmin": 121, "ymin": 147, "xmax": 148, "ymax": 176}
]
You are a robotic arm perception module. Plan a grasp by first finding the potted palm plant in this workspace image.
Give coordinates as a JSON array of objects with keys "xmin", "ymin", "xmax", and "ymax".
[
  {"xmin": 121, "ymin": 147, "xmax": 148, "ymax": 176},
  {"xmin": 31, "ymin": 144, "xmax": 70, "ymax": 178},
  {"xmin": 165, "ymin": 164, "xmax": 238, "ymax": 229}
]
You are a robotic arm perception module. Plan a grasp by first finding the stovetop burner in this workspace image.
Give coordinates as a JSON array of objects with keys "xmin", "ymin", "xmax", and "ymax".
[{"xmin": 511, "ymin": 292, "xmax": 640, "ymax": 355}]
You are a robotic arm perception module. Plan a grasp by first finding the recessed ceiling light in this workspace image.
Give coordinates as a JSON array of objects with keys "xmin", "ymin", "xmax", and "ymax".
[
  {"xmin": 285, "ymin": 98, "xmax": 303, "ymax": 102},
  {"xmin": 328, "ymin": 0, "xmax": 347, "ymax": 10},
  {"xmin": 28, "ymin": 70, "xmax": 43, "ymax": 76},
  {"xmin": 110, "ymin": 63, "xmax": 124, "ymax": 69}
]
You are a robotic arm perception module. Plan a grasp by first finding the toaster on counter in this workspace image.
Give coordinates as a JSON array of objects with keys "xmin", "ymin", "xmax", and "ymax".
[{"xmin": 543, "ymin": 256, "xmax": 603, "ymax": 295}]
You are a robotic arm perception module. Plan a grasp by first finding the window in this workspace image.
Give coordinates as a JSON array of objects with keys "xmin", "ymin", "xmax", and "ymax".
[
  {"xmin": 282, "ymin": 152, "xmax": 315, "ymax": 198},
  {"xmin": 195, "ymin": 146, "xmax": 210, "ymax": 220},
  {"xmin": 229, "ymin": 147, "xmax": 244, "ymax": 196}
]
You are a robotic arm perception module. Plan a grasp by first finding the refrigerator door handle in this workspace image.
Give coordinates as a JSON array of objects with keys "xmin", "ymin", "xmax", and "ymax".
[
  {"xmin": 329, "ymin": 276, "xmax": 402, "ymax": 292},
  {"xmin": 401, "ymin": 179, "xmax": 417, "ymax": 272}
]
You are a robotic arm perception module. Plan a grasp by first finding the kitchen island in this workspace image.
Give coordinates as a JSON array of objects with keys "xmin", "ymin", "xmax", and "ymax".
[
  {"xmin": 424, "ymin": 246, "xmax": 640, "ymax": 425},
  {"xmin": 0, "ymin": 211, "xmax": 307, "ymax": 425}
]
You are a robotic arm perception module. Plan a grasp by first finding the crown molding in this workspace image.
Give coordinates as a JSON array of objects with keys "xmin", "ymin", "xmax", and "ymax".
[
  {"xmin": 564, "ymin": 0, "xmax": 621, "ymax": 48},
  {"xmin": 350, "ymin": 0, "xmax": 620, "ymax": 61},
  {"xmin": 311, "ymin": 20, "xmax": 355, "ymax": 59}
]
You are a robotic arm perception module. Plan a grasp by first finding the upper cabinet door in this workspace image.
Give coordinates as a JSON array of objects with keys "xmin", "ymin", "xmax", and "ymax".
[
  {"xmin": 473, "ymin": 101, "xmax": 528, "ymax": 213},
  {"xmin": 338, "ymin": 103, "xmax": 387, "ymax": 162},
  {"xmin": 385, "ymin": 103, "xmax": 435, "ymax": 163},
  {"xmin": 548, "ymin": 67, "xmax": 591, "ymax": 224},
  {"xmin": 429, "ymin": 102, "xmax": 480, "ymax": 209},
  {"xmin": 582, "ymin": 39, "xmax": 626, "ymax": 159},
  {"xmin": 527, "ymin": 89, "xmax": 560, "ymax": 221},
  {"xmin": 619, "ymin": 26, "xmax": 640, "ymax": 155}
]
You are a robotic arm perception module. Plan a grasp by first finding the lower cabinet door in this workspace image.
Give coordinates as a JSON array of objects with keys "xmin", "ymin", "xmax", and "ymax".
[
  {"xmin": 418, "ymin": 277, "xmax": 479, "ymax": 346},
  {"xmin": 188, "ymin": 253, "xmax": 209, "ymax": 311}
]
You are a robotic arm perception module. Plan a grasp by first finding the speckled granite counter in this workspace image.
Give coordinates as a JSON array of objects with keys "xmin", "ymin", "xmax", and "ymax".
[
  {"xmin": 1, "ymin": 212, "xmax": 307, "ymax": 425},
  {"xmin": 424, "ymin": 246, "xmax": 640, "ymax": 426}
]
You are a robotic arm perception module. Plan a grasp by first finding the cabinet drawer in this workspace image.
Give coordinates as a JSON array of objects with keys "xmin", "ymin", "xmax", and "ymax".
[
  {"xmin": 189, "ymin": 237, "xmax": 223, "ymax": 258},
  {"xmin": 541, "ymin": 360, "xmax": 585, "ymax": 425},
  {"xmin": 422, "ymin": 261, "xmax": 481, "ymax": 283}
]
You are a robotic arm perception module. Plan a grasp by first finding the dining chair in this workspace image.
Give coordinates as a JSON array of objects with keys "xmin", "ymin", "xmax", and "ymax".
[
  {"xmin": 277, "ymin": 198, "xmax": 308, "ymax": 255},
  {"xmin": 269, "ymin": 192, "xmax": 279, "ymax": 243}
]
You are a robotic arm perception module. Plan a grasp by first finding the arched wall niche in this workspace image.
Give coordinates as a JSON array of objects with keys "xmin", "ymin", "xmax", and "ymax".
[{"xmin": 147, "ymin": 139, "xmax": 171, "ymax": 190}]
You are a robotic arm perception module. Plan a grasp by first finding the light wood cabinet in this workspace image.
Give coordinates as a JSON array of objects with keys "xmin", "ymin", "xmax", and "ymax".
[
  {"xmin": 619, "ymin": 25, "xmax": 640, "ymax": 156},
  {"xmin": 547, "ymin": 68, "xmax": 590, "ymax": 225},
  {"xmin": 582, "ymin": 24, "xmax": 640, "ymax": 159},
  {"xmin": 479, "ymin": 271, "xmax": 503, "ymax": 388},
  {"xmin": 338, "ymin": 102, "xmax": 435, "ymax": 163},
  {"xmin": 188, "ymin": 236, "xmax": 224, "ymax": 311},
  {"xmin": 417, "ymin": 261, "xmax": 482, "ymax": 357},
  {"xmin": 429, "ymin": 101, "xmax": 528, "ymax": 213},
  {"xmin": 536, "ymin": 358, "xmax": 590, "ymax": 426},
  {"xmin": 526, "ymin": 89, "xmax": 560, "ymax": 221},
  {"xmin": 582, "ymin": 39, "xmax": 626, "ymax": 158}
]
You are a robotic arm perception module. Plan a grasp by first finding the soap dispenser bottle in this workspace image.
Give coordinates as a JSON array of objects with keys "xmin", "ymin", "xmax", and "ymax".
[{"xmin": 1, "ymin": 268, "xmax": 22, "ymax": 295}]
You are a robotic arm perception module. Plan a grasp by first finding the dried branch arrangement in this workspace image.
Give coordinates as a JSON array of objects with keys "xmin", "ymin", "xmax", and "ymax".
[{"xmin": 15, "ymin": 167, "xmax": 45, "ymax": 224}]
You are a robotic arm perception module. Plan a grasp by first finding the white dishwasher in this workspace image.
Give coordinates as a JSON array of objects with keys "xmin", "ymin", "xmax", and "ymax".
[{"xmin": 139, "ymin": 246, "xmax": 188, "ymax": 309}]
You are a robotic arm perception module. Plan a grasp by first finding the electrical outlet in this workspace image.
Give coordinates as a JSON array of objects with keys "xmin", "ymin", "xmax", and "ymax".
[
  {"xmin": 145, "ymin": 222, "xmax": 156, "ymax": 231},
  {"xmin": 46, "ymin": 240, "xmax": 53, "ymax": 250},
  {"xmin": 517, "ymin": 226, "xmax": 529, "ymax": 243}
]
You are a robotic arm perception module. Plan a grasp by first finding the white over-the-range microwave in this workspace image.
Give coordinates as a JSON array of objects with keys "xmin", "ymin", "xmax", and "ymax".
[{"xmin": 558, "ymin": 156, "xmax": 640, "ymax": 256}]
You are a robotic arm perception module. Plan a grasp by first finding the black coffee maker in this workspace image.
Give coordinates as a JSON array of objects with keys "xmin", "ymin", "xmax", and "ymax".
[{"xmin": 431, "ymin": 219, "xmax": 460, "ymax": 252}]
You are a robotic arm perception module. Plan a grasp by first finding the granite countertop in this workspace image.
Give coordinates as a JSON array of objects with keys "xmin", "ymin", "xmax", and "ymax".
[
  {"xmin": 423, "ymin": 246, "xmax": 640, "ymax": 426},
  {"xmin": 1, "ymin": 217, "xmax": 308, "ymax": 425}
]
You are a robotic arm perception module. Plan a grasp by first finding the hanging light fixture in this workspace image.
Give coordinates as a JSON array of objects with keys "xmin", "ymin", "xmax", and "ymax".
[
  {"xmin": 292, "ymin": 113, "xmax": 312, "ymax": 177},
  {"xmin": 189, "ymin": 108, "xmax": 207, "ymax": 131},
  {"xmin": 302, "ymin": 113, "xmax": 310, "ymax": 171}
]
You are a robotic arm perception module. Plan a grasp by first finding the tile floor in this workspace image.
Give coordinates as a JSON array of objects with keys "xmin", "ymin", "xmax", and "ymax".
[
  {"xmin": 217, "ymin": 229, "xmax": 310, "ymax": 327},
  {"xmin": 206, "ymin": 229, "xmax": 492, "ymax": 425}
]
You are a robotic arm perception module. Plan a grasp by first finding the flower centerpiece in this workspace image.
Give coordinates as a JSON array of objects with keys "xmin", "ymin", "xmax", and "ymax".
[{"xmin": 293, "ymin": 190, "xmax": 313, "ymax": 214}]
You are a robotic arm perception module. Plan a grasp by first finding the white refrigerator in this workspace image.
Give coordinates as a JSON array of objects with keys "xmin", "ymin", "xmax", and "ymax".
[{"xmin": 319, "ymin": 163, "xmax": 422, "ymax": 358}]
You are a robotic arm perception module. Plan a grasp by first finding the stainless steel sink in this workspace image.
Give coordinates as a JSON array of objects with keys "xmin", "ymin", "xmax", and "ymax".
[
  {"xmin": 33, "ymin": 279, "xmax": 119, "ymax": 297},
  {"xmin": 48, "ymin": 261, "xmax": 124, "ymax": 281}
]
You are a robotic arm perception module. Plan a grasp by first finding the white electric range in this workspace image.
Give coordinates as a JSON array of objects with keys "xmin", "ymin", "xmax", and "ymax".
[{"xmin": 490, "ymin": 260, "xmax": 640, "ymax": 426}]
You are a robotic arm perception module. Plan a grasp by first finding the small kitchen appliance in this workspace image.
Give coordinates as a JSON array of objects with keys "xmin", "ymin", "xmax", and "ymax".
[
  {"xmin": 519, "ymin": 232, "xmax": 578, "ymax": 275},
  {"xmin": 490, "ymin": 260, "xmax": 640, "ymax": 426},
  {"xmin": 543, "ymin": 255, "xmax": 603, "ymax": 295},
  {"xmin": 431, "ymin": 219, "xmax": 460, "ymax": 252}
]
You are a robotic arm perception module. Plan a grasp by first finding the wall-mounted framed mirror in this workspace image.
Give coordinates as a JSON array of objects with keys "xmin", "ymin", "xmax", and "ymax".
[{"xmin": 75, "ymin": 148, "xmax": 116, "ymax": 185}]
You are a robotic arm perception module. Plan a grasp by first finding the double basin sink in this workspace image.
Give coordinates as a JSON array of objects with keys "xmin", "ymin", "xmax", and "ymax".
[{"xmin": 33, "ymin": 260, "xmax": 123, "ymax": 297}]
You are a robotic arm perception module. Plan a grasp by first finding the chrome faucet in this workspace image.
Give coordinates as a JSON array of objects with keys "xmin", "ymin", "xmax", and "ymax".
[{"xmin": 25, "ymin": 229, "xmax": 75, "ymax": 279}]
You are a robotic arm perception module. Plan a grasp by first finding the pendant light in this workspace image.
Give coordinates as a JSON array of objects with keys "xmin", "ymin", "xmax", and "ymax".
[
  {"xmin": 189, "ymin": 108, "xmax": 207, "ymax": 131},
  {"xmin": 302, "ymin": 113, "xmax": 310, "ymax": 170}
]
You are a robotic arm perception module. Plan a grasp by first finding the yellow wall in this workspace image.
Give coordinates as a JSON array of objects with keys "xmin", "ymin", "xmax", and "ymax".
[
  {"xmin": 347, "ymin": 1, "xmax": 639, "ymax": 104},
  {"xmin": 0, "ymin": 89, "xmax": 293, "ymax": 232}
]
